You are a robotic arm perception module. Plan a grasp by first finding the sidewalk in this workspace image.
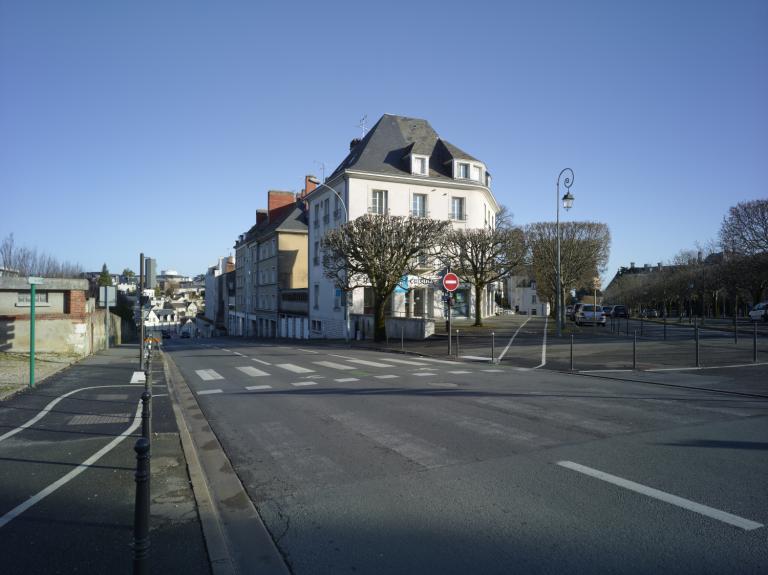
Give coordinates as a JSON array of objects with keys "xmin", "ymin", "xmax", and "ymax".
[{"xmin": 0, "ymin": 345, "xmax": 210, "ymax": 575}]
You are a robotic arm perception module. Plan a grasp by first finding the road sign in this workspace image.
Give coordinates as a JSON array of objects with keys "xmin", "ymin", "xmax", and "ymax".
[
  {"xmin": 443, "ymin": 272, "xmax": 460, "ymax": 292},
  {"xmin": 99, "ymin": 286, "xmax": 116, "ymax": 307},
  {"xmin": 28, "ymin": 276, "xmax": 44, "ymax": 285}
]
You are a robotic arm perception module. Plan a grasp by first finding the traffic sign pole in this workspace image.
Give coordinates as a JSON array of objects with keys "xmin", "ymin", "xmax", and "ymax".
[{"xmin": 30, "ymin": 282, "xmax": 35, "ymax": 388}]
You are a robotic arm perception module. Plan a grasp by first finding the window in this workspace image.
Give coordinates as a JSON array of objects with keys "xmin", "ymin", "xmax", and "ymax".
[
  {"xmin": 532, "ymin": 295, "xmax": 537, "ymax": 304},
  {"xmin": 470, "ymin": 164, "xmax": 481, "ymax": 181},
  {"xmin": 17, "ymin": 291, "xmax": 49, "ymax": 304},
  {"xmin": 334, "ymin": 195, "xmax": 341, "ymax": 219},
  {"xmin": 313, "ymin": 284, "xmax": 319, "ymax": 309},
  {"xmin": 323, "ymin": 198, "xmax": 330, "ymax": 223},
  {"xmin": 411, "ymin": 194, "xmax": 427, "ymax": 217},
  {"xmin": 457, "ymin": 162, "xmax": 469, "ymax": 179},
  {"xmin": 370, "ymin": 189, "xmax": 388, "ymax": 214},
  {"xmin": 313, "ymin": 241, "xmax": 320, "ymax": 266},
  {"xmin": 412, "ymin": 155, "xmax": 428, "ymax": 175},
  {"xmin": 451, "ymin": 197, "xmax": 466, "ymax": 221}
]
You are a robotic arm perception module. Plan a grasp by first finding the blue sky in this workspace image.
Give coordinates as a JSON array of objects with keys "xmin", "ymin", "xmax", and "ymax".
[{"xmin": 1, "ymin": 0, "xmax": 766, "ymax": 283}]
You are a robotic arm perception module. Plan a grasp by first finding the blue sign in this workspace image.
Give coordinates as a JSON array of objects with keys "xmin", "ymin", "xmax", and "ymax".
[{"xmin": 394, "ymin": 275, "xmax": 409, "ymax": 293}]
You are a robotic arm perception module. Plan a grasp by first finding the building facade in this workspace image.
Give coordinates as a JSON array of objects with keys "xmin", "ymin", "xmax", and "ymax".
[
  {"xmin": 231, "ymin": 187, "xmax": 310, "ymax": 338},
  {"xmin": 306, "ymin": 114, "xmax": 501, "ymax": 339}
]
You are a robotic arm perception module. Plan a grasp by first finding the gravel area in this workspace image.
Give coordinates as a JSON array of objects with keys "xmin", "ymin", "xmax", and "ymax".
[{"xmin": 0, "ymin": 351, "xmax": 80, "ymax": 399}]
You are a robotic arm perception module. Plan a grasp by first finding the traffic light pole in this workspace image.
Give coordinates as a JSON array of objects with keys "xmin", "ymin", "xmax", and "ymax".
[{"xmin": 139, "ymin": 253, "xmax": 144, "ymax": 369}]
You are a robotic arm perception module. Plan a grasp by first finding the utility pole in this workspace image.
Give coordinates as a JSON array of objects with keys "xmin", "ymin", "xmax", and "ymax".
[{"xmin": 139, "ymin": 253, "xmax": 145, "ymax": 369}]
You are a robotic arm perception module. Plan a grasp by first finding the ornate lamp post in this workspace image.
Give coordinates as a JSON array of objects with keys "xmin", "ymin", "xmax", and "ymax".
[{"xmin": 556, "ymin": 168, "xmax": 575, "ymax": 337}]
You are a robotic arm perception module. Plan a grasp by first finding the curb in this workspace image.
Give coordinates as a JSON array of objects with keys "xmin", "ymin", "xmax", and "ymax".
[{"xmin": 163, "ymin": 352, "xmax": 291, "ymax": 575}]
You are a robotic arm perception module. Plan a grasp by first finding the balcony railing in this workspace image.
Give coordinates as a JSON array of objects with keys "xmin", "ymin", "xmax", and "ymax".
[
  {"xmin": 410, "ymin": 209, "xmax": 429, "ymax": 218},
  {"xmin": 367, "ymin": 206, "xmax": 389, "ymax": 215},
  {"xmin": 450, "ymin": 212, "xmax": 467, "ymax": 222}
]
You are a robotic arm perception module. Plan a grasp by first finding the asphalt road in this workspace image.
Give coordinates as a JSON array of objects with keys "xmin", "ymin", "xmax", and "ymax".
[{"xmin": 165, "ymin": 337, "xmax": 768, "ymax": 574}]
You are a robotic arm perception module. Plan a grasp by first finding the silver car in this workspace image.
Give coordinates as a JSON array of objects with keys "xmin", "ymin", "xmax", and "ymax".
[
  {"xmin": 576, "ymin": 304, "xmax": 606, "ymax": 326},
  {"xmin": 749, "ymin": 302, "xmax": 768, "ymax": 322}
]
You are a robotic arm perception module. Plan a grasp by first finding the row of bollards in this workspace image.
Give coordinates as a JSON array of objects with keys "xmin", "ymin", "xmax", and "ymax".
[
  {"xmin": 568, "ymin": 322, "xmax": 760, "ymax": 371},
  {"xmin": 133, "ymin": 340, "xmax": 153, "ymax": 574}
]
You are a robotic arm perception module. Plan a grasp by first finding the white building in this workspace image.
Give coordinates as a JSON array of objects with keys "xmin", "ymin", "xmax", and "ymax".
[
  {"xmin": 505, "ymin": 276, "xmax": 550, "ymax": 317},
  {"xmin": 306, "ymin": 114, "xmax": 500, "ymax": 339}
]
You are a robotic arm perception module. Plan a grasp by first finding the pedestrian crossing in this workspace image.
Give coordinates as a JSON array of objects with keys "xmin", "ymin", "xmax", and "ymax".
[{"xmin": 187, "ymin": 354, "xmax": 500, "ymax": 396}]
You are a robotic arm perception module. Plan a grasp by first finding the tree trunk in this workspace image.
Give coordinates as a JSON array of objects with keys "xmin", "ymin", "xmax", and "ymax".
[
  {"xmin": 374, "ymin": 296, "xmax": 387, "ymax": 342},
  {"xmin": 474, "ymin": 283, "xmax": 484, "ymax": 326}
]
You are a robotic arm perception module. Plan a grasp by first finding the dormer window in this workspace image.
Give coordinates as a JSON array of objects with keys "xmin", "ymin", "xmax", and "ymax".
[
  {"xmin": 457, "ymin": 162, "xmax": 470, "ymax": 179},
  {"xmin": 411, "ymin": 155, "xmax": 429, "ymax": 176}
]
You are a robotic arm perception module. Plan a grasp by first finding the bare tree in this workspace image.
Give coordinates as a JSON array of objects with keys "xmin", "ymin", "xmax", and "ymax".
[
  {"xmin": 526, "ymin": 222, "xmax": 611, "ymax": 321},
  {"xmin": 322, "ymin": 214, "xmax": 450, "ymax": 341},
  {"xmin": 1, "ymin": 233, "xmax": 83, "ymax": 277},
  {"xmin": 443, "ymin": 226, "xmax": 527, "ymax": 326},
  {"xmin": 719, "ymin": 199, "xmax": 768, "ymax": 256}
]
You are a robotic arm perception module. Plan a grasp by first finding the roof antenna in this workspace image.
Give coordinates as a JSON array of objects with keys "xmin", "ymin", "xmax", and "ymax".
[
  {"xmin": 357, "ymin": 114, "xmax": 368, "ymax": 138},
  {"xmin": 313, "ymin": 160, "xmax": 326, "ymax": 182}
]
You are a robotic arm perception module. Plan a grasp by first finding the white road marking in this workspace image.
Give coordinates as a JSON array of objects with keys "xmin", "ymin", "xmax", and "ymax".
[
  {"xmin": 0, "ymin": 384, "xmax": 136, "ymax": 444},
  {"xmin": 276, "ymin": 363, "xmax": 314, "ymax": 374},
  {"xmin": 533, "ymin": 315, "xmax": 548, "ymax": 369},
  {"xmin": 246, "ymin": 385, "xmax": 272, "ymax": 391},
  {"xmin": 413, "ymin": 372, "xmax": 437, "ymax": 377},
  {"xmin": 221, "ymin": 349, "xmax": 231, "ymax": 352},
  {"xmin": 0, "ymin": 400, "xmax": 142, "ymax": 528},
  {"xmin": 448, "ymin": 370, "xmax": 472, "ymax": 374},
  {"xmin": 335, "ymin": 378, "xmax": 359, "ymax": 382},
  {"xmin": 579, "ymin": 369, "xmax": 634, "ymax": 373},
  {"xmin": 313, "ymin": 361, "xmax": 356, "ymax": 370},
  {"xmin": 195, "ymin": 369, "xmax": 224, "ymax": 381},
  {"xmin": 382, "ymin": 358, "xmax": 430, "ymax": 366},
  {"xmin": 557, "ymin": 461, "xmax": 764, "ymax": 531},
  {"xmin": 646, "ymin": 362, "xmax": 768, "ymax": 372},
  {"xmin": 481, "ymin": 369, "xmax": 503, "ymax": 373},
  {"xmin": 251, "ymin": 358, "xmax": 271, "ymax": 365},
  {"xmin": 420, "ymin": 358, "xmax": 459, "ymax": 365},
  {"xmin": 345, "ymin": 359, "xmax": 394, "ymax": 368},
  {"xmin": 236, "ymin": 366, "xmax": 270, "ymax": 377},
  {"xmin": 374, "ymin": 375, "xmax": 398, "ymax": 379},
  {"xmin": 296, "ymin": 348, "xmax": 319, "ymax": 354},
  {"xmin": 130, "ymin": 371, "xmax": 146, "ymax": 384},
  {"xmin": 198, "ymin": 389, "xmax": 223, "ymax": 395},
  {"xmin": 461, "ymin": 355, "xmax": 491, "ymax": 361},
  {"xmin": 290, "ymin": 381, "xmax": 317, "ymax": 387},
  {"xmin": 498, "ymin": 317, "xmax": 532, "ymax": 362}
]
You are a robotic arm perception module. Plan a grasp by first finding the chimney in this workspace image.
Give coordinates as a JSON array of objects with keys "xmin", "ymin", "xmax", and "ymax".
[
  {"xmin": 268, "ymin": 191, "xmax": 295, "ymax": 219},
  {"xmin": 630, "ymin": 262, "xmax": 635, "ymax": 269},
  {"xmin": 256, "ymin": 209, "xmax": 268, "ymax": 225},
  {"xmin": 301, "ymin": 175, "xmax": 319, "ymax": 198},
  {"xmin": 697, "ymin": 251, "xmax": 702, "ymax": 263},
  {"xmin": 350, "ymin": 138, "xmax": 361, "ymax": 151}
]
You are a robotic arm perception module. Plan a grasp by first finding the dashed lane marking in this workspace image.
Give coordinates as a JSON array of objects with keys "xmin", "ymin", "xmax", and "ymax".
[
  {"xmin": 345, "ymin": 359, "xmax": 395, "ymax": 368},
  {"xmin": 290, "ymin": 381, "xmax": 318, "ymax": 387},
  {"xmin": 198, "ymin": 389, "xmax": 223, "ymax": 395},
  {"xmin": 245, "ymin": 385, "xmax": 272, "ymax": 391},
  {"xmin": 374, "ymin": 375, "xmax": 398, "ymax": 379},
  {"xmin": 335, "ymin": 378, "xmax": 359, "ymax": 383}
]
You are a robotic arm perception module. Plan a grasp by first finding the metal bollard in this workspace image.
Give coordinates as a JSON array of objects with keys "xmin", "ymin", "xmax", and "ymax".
[
  {"xmin": 570, "ymin": 334, "xmax": 574, "ymax": 371},
  {"xmin": 695, "ymin": 326, "xmax": 700, "ymax": 367},
  {"xmin": 491, "ymin": 332, "xmax": 495, "ymax": 364},
  {"xmin": 132, "ymin": 437, "xmax": 151, "ymax": 575},
  {"xmin": 754, "ymin": 323, "xmax": 758, "ymax": 363},
  {"xmin": 456, "ymin": 330, "xmax": 460, "ymax": 359},
  {"xmin": 141, "ymin": 391, "xmax": 152, "ymax": 442},
  {"xmin": 633, "ymin": 331, "xmax": 637, "ymax": 370}
]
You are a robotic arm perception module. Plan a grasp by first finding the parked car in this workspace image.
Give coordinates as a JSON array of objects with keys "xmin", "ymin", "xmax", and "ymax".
[
  {"xmin": 641, "ymin": 308, "xmax": 659, "ymax": 318},
  {"xmin": 576, "ymin": 304, "xmax": 606, "ymax": 326},
  {"xmin": 568, "ymin": 303, "xmax": 584, "ymax": 322},
  {"xmin": 611, "ymin": 305, "xmax": 628, "ymax": 318},
  {"xmin": 749, "ymin": 302, "xmax": 768, "ymax": 322},
  {"xmin": 602, "ymin": 305, "xmax": 613, "ymax": 315},
  {"xmin": 181, "ymin": 332, "xmax": 191, "ymax": 339}
]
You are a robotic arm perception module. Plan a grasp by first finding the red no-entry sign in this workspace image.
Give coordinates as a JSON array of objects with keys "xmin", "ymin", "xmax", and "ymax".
[{"xmin": 442, "ymin": 272, "xmax": 460, "ymax": 292}]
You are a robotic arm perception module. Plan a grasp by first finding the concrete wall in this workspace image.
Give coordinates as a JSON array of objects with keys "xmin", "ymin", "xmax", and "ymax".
[{"xmin": 0, "ymin": 310, "xmax": 120, "ymax": 355}]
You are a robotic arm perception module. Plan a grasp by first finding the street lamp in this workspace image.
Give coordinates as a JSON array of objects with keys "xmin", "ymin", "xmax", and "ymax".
[
  {"xmin": 314, "ymin": 182, "xmax": 351, "ymax": 342},
  {"xmin": 556, "ymin": 168, "xmax": 575, "ymax": 337}
]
